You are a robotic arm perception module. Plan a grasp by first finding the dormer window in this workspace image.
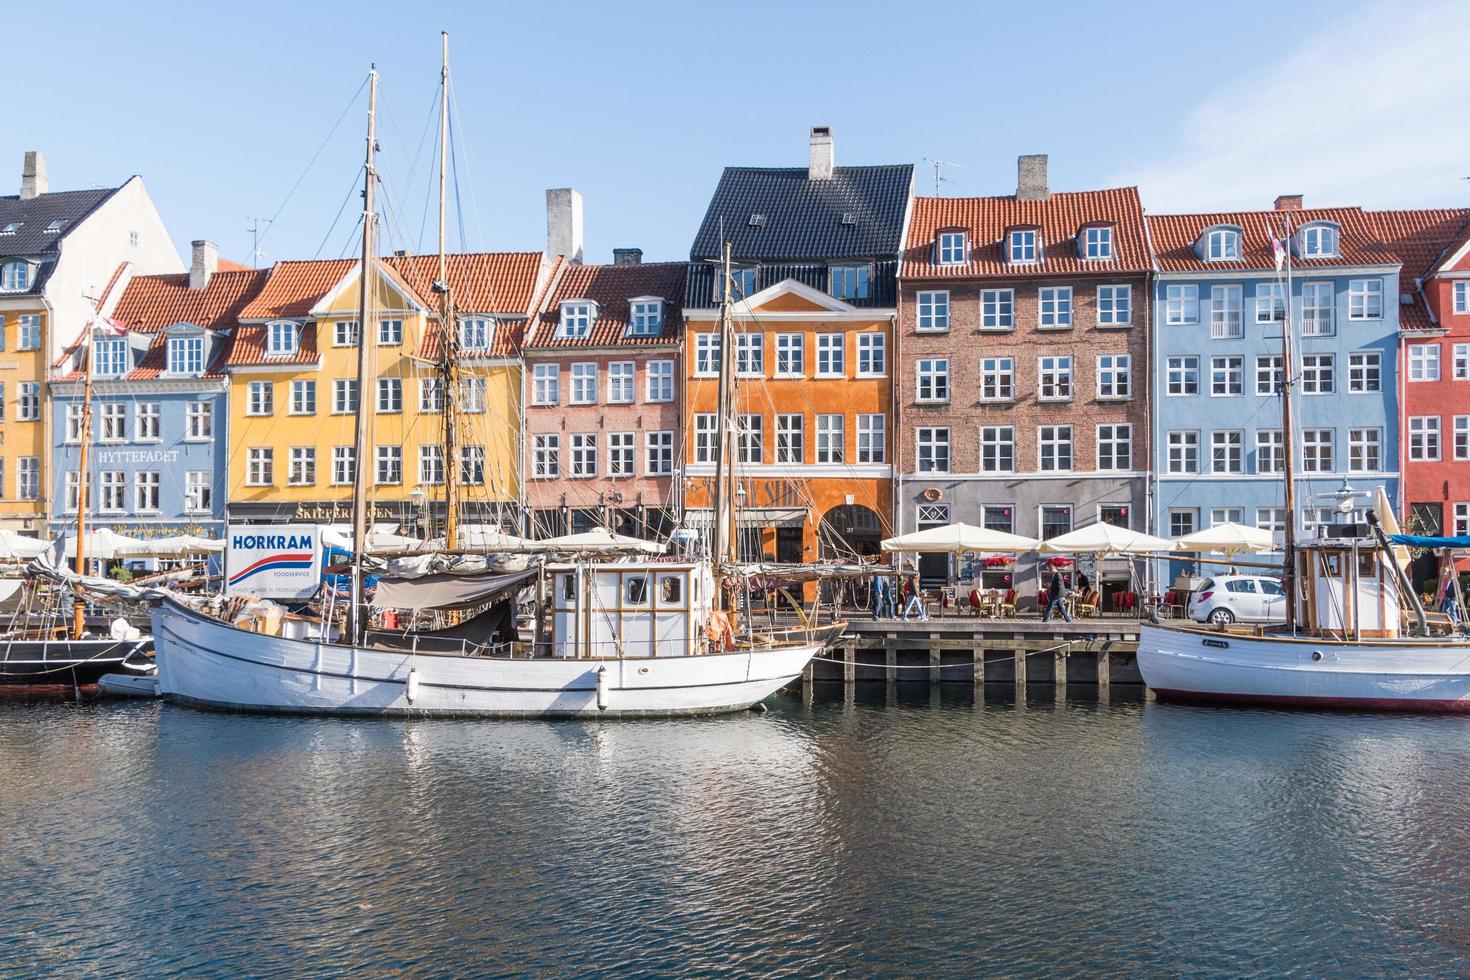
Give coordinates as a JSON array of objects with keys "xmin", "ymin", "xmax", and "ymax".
[
  {"xmin": 45, "ymin": 219, "xmax": 65, "ymax": 233},
  {"xmin": 628, "ymin": 299, "xmax": 664, "ymax": 336},
  {"xmin": 266, "ymin": 320, "xmax": 299, "ymax": 357},
  {"xmin": 558, "ymin": 301, "xmax": 595, "ymax": 338},
  {"xmin": 714, "ymin": 267, "xmax": 757, "ymax": 301},
  {"xmin": 0, "ymin": 260, "xmax": 32, "ymax": 291},
  {"xmin": 1300, "ymin": 223, "xmax": 1339, "ymax": 258},
  {"xmin": 936, "ymin": 230, "xmax": 967, "ymax": 265},
  {"xmin": 166, "ymin": 335, "xmax": 205, "ymax": 375},
  {"xmin": 1007, "ymin": 229, "xmax": 1038, "ymax": 263},
  {"xmin": 93, "ymin": 337, "xmax": 129, "ymax": 377},
  {"xmin": 1082, "ymin": 226, "xmax": 1114, "ymax": 260},
  {"xmin": 1205, "ymin": 228, "xmax": 1242, "ymax": 261},
  {"xmin": 0, "ymin": 222, "xmax": 19, "ymax": 235},
  {"xmin": 459, "ymin": 316, "xmax": 493, "ymax": 351},
  {"xmin": 830, "ymin": 264, "xmax": 869, "ymax": 300}
]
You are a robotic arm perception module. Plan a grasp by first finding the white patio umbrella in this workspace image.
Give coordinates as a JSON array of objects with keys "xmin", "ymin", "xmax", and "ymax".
[
  {"xmin": 540, "ymin": 526, "xmax": 664, "ymax": 555},
  {"xmin": 1171, "ymin": 522, "xmax": 1274, "ymax": 557},
  {"xmin": 59, "ymin": 527, "xmax": 150, "ymax": 560},
  {"xmin": 117, "ymin": 534, "xmax": 225, "ymax": 556},
  {"xmin": 1038, "ymin": 523, "xmax": 1175, "ymax": 556},
  {"xmin": 881, "ymin": 522, "xmax": 1041, "ymax": 554},
  {"xmin": 424, "ymin": 523, "xmax": 533, "ymax": 551},
  {"xmin": 0, "ymin": 529, "xmax": 50, "ymax": 560}
]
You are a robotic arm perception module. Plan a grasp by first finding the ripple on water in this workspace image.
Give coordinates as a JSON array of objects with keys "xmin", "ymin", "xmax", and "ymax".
[{"xmin": 1, "ymin": 691, "xmax": 1470, "ymax": 976}]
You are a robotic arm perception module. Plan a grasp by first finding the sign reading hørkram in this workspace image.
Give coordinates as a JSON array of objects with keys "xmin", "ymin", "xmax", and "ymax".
[{"xmin": 225, "ymin": 524, "xmax": 322, "ymax": 599}]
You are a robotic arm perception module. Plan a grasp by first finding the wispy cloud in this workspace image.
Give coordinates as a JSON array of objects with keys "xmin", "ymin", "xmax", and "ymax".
[{"xmin": 1119, "ymin": 0, "xmax": 1470, "ymax": 212}]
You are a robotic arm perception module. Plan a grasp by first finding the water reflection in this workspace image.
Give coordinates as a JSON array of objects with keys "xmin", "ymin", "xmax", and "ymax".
[{"xmin": 2, "ymin": 695, "xmax": 1469, "ymax": 974}]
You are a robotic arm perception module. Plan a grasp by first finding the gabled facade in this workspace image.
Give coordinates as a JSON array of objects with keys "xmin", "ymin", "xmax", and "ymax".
[
  {"xmin": 1149, "ymin": 198, "xmax": 1402, "ymax": 548},
  {"xmin": 682, "ymin": 129, "xmax": 911, "ymax": 563},
  {"xmin": 896, "ymin": 158, "xmax": 1152, "ymax": 595},
  {"xmin": 0, "ymin": 151, "xmax": 181, "ymax": 532},
  {"xmin": 523, "ymin": 258, "xmax": 685, "ymax": 538},
  {"xmin": 223, "ymin": 252, "xmax": 551, "ymax": 529},
  {"xmin": 49, "ymin": 245, "xmax": 266, "ymax": 543},
  {"xmin": 1370, "ymin": 208, "xmax": 1470, "ymax": 550}
]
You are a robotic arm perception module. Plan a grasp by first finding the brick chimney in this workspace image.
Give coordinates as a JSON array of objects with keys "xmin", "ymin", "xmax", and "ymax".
[
  {"xmin": 20, "ymin": 151, "xmax": 46, "ymax": 200},
  {"xmin": 612, "ymin": 248, "xmax": 642, "ymax": 266},
  {"xmin": 1017, "ymin": 154, "xmax": 1049, "ymax": 201},
  {"xmin": 1274, "ymin": 194, "xmax": 1304, "ymax": 211},
  {"xmin": 546, "ymin": 188, "xmax": 584, "ymax": 264},
  {"xmin": 190, "ymin": 240, "xmax": 218, "ymax": 290},
  {"xmin": 808, "ymin": 126, "xmax": 834, "ymax": 181}
]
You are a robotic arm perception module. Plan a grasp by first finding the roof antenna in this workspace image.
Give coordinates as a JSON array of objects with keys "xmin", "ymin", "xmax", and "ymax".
[
  {"xmin": 247, "ymin": 217, "xmax": 273, "ymax": 268},
  {"xmin": 922, "ymin": 158, "xmax": 964, "ymax": 196}
]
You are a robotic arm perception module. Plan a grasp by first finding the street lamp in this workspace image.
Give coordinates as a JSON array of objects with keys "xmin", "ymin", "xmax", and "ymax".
[{"xmin": 409, "ymin": 488, "xmax": 429, "ymax": 540}]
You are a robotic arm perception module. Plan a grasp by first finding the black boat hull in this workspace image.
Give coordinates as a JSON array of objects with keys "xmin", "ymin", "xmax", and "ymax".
[{"xmin": 0, "ymin": 638, "xmax": 153, "ymax": 687}]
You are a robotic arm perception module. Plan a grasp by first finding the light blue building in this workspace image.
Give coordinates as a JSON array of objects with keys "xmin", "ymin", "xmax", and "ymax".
[
  {"xmin": 48, "ymin": 254, "xmax": 266, "ymax": 563},
  {"xmin": 1147, "ymin": 204, "xmax": 1401, "ymax": 558}
]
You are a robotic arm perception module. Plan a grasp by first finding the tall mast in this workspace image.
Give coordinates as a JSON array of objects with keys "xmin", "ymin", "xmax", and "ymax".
[
  {"xmin": 711, "ymin": 244, "xmax": 739, "ymax": 605},
  {"xmin": 348, "ymin": 66, "xmax": 379, "ymax": 643},
  {"xmin": 436, "ymin": 31, "xmax": 460, "ymax": 546},
  {"xmin": 71, "ymin": 322, "xmax": 96, "ymax": 639},
  {"xmin": 1279, "ymin": 214, "xmax": 1299, "ymax": 632}
]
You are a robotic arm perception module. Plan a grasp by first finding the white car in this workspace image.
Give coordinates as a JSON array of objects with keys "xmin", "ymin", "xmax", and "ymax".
[{"xmin": 1188, "ymin": 575, "xmax": 1287, "ymax": 625}]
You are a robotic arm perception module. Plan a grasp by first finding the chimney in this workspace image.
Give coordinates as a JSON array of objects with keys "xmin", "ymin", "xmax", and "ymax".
[
  {"xmin": 1274, "ymin": 194, "xmax": 1304, "ymax": 211},
  {"xmin": 546, "ymin": 188, "xmax": 584, "ymax": 264},
  {"xmin": 189, "ymin": 240, "xmax": 218, "ymax": 290},
  {"xmin": 1017, "ymin": 154, "xmax": 1049, "ymax": 201},
  {"xmin": 20, "ymin": 151, "xmax": 47, "ymax": 200},
  {"xmin": 808, "ymin": 126, "xmax": 834, "ymax": 181},
  {"xmin": 612, "ymin": 248, "xmax": 642, "ymax": 266}
]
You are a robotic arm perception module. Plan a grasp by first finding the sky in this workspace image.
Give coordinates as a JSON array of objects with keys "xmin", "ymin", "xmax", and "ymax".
[{"xmin": 5, "ymin": 0, "xmax": 1468, "ymax": 268}]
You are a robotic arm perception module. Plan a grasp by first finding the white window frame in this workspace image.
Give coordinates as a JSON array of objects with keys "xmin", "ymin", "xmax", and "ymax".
[
  {"xmin": 936, "ymin": 231, "xmax": 967, "ymax": 265},
  {"xmin": 1167, "ymin": 430, "xmax": 1199, "ymax": 474},
  {"xmin": 607, "ymin": 361, "xmax": 635, "ymax": 404},
  {"xmin": 1039, "ymin": 286, "xmax": 1072, "ymax": 328},
  {"xmin": 646, "ymin": 360, "xmax": 674, "ymax": 402},
  {"xmin": 916, "ymin": 291, "xmax": 949, "ymax": 332},
  {"xmin": 1008, "ymin": 228, "xmax": 1038, "ymax": 263},
  {"xmin": 1408, "ymin": 343, "xmax": 1440, "ymax": 382},
  {"xmin": 774, "ymin": 334, "xmax": 804, "ymax": 376},
  {"xmin": 980, "ymin": 425, "xmax": 1014, "ymax": 473},
  {"xmin": 569, "ymin": 362, "xmax": 597, "ymax": 405},
  {"xmin": 1038, "ymin": 356, "xmax": 1073, "ymax": 402},
  {"xmin": 979, "ymin": 356, "xmax": 1014, "ymax": 402},
  {"xmin": 980, "ymin": 289, "xmax": 1015, "ymax": 330},
  {"xmin": 1409, "ymin": 416, "xmax": 1441, "ymax": 462},
  {"xmin": 1209, "ymin": 284, "xmax": 1243, "ymax": 339},
  {"xmin": 531, "ymin": 363, "xmax": 559, "ymax": 405},
  {"xmin": 1097, "ymin": 423, "xmax": 1132, "ymax": 472},
  {"xmin": 856, "ymin": 333, "xmax": 886, "ymax": 377},
  {"xmin": 1038, "ymin": 425, "xmax": 1073, "ymax": 472},
  {"xmin": 1083, "ymin": 226, "xmax": 1113, "ymax": 260},
  {"xmin": 1347, "ymin": 278, "xmax": 1382, "ymax": 320},
  {"xmin": 1097, "ymin": 354, "xmax": 1131, "ymax": 399},
  {"xmin": 916, "ymin": 427, "xmax": 950, "ymax": 473},
  {"xmin": 1164, "ymin": 284, "xmax": 1198, "ymax": 325},
  {"xmin": 1096, "ymin": 284, "xmax": 1132, "ymax": 326},
  {"xmin": 916, "ymin": 358, "xmax": 950, "ymax": 403},
  {"xmin": 815, "ymin": 334, "xmax": 845, "ymax": 377},
  {"xmin": 1348, "ymin": 351, "xmax": 1381, "ymax": 393},
  {"xmin": 265, "ymin": 320, "xmax": 299, "ymax": 357}
]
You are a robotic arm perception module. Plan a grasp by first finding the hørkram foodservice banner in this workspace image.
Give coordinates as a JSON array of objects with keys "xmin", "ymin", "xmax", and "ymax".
[{"xmin": 225, "ymin": 525, "xmax": 322, "ymax": 599}]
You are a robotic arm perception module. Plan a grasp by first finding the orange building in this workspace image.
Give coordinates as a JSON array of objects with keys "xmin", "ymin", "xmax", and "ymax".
[{"xmin": 679, "ymin": 129, "xmax": 911, "ymax": 562}]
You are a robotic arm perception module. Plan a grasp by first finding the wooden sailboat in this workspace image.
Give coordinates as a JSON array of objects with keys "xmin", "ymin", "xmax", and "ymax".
[
  {"xmin": 1138, "ymin": 214, "xmax": 1470, "ymax": 711},
  {"xmin": 146, "ymin": 56, "xmax": 832, "ymax": 717}
]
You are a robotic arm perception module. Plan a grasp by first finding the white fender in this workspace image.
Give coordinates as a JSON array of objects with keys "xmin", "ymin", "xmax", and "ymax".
[
  {"xmin": 596, "ymin": 665, "xmax": 609, "ymax": 711},
  {"xmin": 406, "ymin": 667, "xmax": 420, "ymax": 704}
]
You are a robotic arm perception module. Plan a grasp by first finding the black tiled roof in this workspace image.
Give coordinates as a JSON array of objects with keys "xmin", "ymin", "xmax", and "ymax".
[
  {"xmin": 0, "ymin": 188, "xmax": 117, "ymax": 258},
  {"xmin": 689, "ymin": 165, "xmax": 914, "ymax": 261}
]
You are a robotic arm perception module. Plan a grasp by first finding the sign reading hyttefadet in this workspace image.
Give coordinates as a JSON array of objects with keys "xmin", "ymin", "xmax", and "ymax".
[{"xmin": 225, "ymin": 525, "xmax": 322, "ymax": 599}]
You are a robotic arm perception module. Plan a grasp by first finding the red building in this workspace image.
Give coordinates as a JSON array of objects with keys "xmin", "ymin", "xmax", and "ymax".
[{"xmin": 1371, "ymin": 209, "xmax": 1470, "ymax": 552}]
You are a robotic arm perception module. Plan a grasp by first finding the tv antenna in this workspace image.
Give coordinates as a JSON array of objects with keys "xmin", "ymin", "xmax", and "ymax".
[
  {"xmin": 246, "ymin": 216, "xmax": 273, "ymax": 268},
  {"xmin": 922, "ymin": 158, "xmax": 965, "ymax": 196}
]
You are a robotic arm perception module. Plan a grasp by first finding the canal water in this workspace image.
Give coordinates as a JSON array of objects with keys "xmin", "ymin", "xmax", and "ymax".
[{"xmin": 3, "ymin": 687, "xmax": 1469, "ymax": 976}]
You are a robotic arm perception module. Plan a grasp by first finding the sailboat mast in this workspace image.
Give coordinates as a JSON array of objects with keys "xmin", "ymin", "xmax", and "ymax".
[
  {"xmin": 710, "ymin": 244, "xmax": 739, "ymax": 602},
  {"xmin": 436, "ymin": 31, "xmax": 460, "ymax": 547},
  {"xmin": 1279, "ymin": 215, "xmax": 1299, "ymax": 632},
  {"xmin": 71, "ymin": 323, "xmax": 96, "ymax": 639},
  {"xmin": 348, "ymin": 66, "xmax": 379, "ymax": 642}
]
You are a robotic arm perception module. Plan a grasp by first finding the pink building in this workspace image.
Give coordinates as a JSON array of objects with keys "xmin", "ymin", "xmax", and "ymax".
[{"xmin": 522, "ymin": 257, "xmax": 684, "ymax": 538}]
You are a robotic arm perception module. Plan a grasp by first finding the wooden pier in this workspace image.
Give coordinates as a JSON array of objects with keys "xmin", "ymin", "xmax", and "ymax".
[{"xmin": 802, "ymin": 616, "xmax": 1144, "ymax": 691}]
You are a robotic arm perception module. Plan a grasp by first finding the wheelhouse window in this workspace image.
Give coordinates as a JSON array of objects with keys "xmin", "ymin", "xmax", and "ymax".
[
  {"xmin": 936, "ymin": 231, "xmax": 967, "ymax": 265},
  {"xmin": 266, "ymin": 320, "xmax": 299, "ymax": 357},
  {"xmin": 628, "ymin": 299, "xmax": 663, "ymax": 336},
  {"xmin": 558, "ymin": 301, "xmax": 595, "ymax": 339},
  {"xmin": 1007, "ymin": 228, "xmax": 1038, "ymax": 263},
  {"xmin": 1083, "ymin": 226, "xmax": 1113, "ymax": 260}
]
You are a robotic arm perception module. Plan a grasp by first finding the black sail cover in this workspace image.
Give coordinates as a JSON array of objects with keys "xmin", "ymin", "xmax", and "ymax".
[{"xmin": 371, "ymin": 569, "xmax": 536, "ymax": 612}]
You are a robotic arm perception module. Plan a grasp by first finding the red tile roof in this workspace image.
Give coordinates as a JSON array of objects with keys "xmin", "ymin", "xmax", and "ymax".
[
  {"xmin": 902, "ymin": 188, "xmax": 1151, "ymax": 279},
  {"xmin": 1148, "ymin": 207, "xmax": 1394, "ymax": 273},
  {"xmin": 236, "ymin": 259, "xmax": 357, "ymax": 320},
  {"xmin": 1368, "ymin": 208, "xmax": 1470, "ymax": 331},
  {"xmin": 391, "ymin": 252, "xmax": 548, "ymax": 317},
  {"xmin": 216, "ymin": 256, "xmax": 252, "ymax": 272},
  {"xmin": 226, "ymin": 322, "xmax": 321, "ymax": 367},
  {"xmin": 111, "ymin": 268, "xmax": 270, "ymax": 332},
  {"xmin": 525, "ymin": 262, "xmax": 686, "ymax": 349}
]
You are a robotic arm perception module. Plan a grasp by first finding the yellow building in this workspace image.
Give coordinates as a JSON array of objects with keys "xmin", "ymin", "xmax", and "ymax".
[{"xmin": 223, "ymin": 252, "xmax": 552, "ymax": 532}]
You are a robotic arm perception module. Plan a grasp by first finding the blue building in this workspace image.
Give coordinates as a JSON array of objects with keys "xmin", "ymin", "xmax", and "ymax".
[
  {"xmin": 48, "ymin": 246, "xmax": 266, "ymax": 559},
  {"xmin": 1148, "ymin": 201, "xmax": 1401, "ymax": 556}
]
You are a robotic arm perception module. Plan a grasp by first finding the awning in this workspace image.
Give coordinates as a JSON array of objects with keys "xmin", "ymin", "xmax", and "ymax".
[
  {"xmin": 1389, "ymin": 534, "xmax": 1470, "ymax": 549},
  {"xmin": 684, "ymin": 507, "xmax": 808, "ymax": 529},
  {"xmin": 371, "ymin": 568, "xmax": 535, "ymax": 611}
]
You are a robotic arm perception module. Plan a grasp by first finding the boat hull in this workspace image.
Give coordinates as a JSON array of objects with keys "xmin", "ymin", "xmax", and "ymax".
[
  {"xmin": 1138, "ymin": 623, "xmax": 1470, "ymax": 712},
  {"xmin": 152, "ymin": 599, "xmax": 826, "ymax": 719},
  {"xmin": 0, "ymin": 637, "xmax": 153, "ymax": 687}
]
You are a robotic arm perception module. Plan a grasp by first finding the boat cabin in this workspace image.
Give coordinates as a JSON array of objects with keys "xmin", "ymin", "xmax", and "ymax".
[
  {"xmin": 1295, "ymin": 527, "xmax": 1402, "ymax": 640},
  {"xmin": 547, "ymin": 561, "xmax": 715, "ymax": 659}
]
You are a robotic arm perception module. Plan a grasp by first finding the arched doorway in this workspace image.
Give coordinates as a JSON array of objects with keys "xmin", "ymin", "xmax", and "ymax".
[{"xmin": 817, "ymin": 504, "xmax": 885, "ymax": 560}]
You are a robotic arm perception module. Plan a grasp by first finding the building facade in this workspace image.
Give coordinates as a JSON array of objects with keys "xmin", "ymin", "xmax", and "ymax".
[
  {"xmin": 681, "ymin": 128, "xmax": 912, "ymax": 562},
  {"xmin": 1371, "ymin": 209, "xmax": 1470, "ymax": 553},
  {"xmin": 1149, "ymin": 198, "xmax": 1402, "ymax": 551},
  {"xmin": 523, "ymin": 257, "xmax": 684, "ymax": 539},
  {"xmin": 49, "ymin": 243, "xmax": 265, "ymax": 545},
  {"xmin": 896, "ymin": 158, "xmax": 1152, "ymax": 593},
  {"xmin": 0, "ymin": 151, "xmax": 181, "ymax": 533}
]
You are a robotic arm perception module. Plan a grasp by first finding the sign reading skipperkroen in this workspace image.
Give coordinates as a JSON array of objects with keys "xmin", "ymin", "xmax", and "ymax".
[{"xmin": 225, "ymin": 525, "xmax": 322, "ymax": 599}]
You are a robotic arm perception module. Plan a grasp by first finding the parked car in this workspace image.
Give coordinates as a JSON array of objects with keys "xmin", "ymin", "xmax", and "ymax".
[{"xmin": 1188, "ymin": 575, "xmax": 1287, "ymax": 624}]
